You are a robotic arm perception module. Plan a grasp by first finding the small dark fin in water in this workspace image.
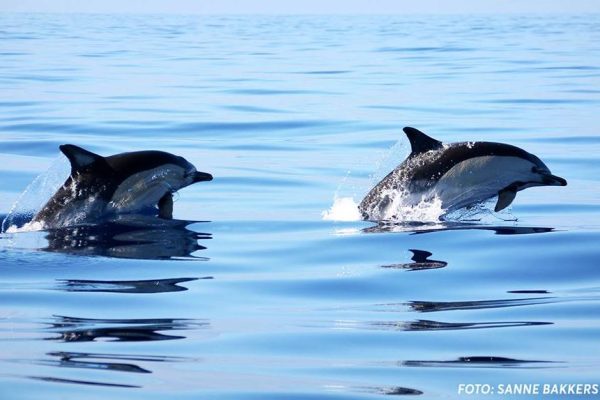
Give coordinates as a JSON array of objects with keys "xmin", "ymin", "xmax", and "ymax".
[
  {"xmin": 403, "ymin": 127, "xmax": 443, "ymax": 157},
  {"xmin": 60, "ymin": 144, "xmax": 105, "ymax": 174},
  {"xmin": 158, "ymin": 192, "xmax": 173, "ymax": 219},
  {"xmin": 409, "ymin": 249, "xmax": 433, "ymax": 263},
  {"xmin": 495, "ymin": 187, "xmax": 517, "ymax": 212}
]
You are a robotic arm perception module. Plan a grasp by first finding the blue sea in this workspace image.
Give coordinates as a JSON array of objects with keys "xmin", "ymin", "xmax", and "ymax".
[{"xmin": 1, "ymin": 13, "xmax": 599, "ymax": 399}]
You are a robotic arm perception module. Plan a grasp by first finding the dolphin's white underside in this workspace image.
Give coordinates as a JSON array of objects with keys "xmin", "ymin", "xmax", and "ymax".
[
  {"xmin": 106, "ymin": 164, "xmax": 187, "ymax": 214},
  {"xmin": 430, "ymin": 155, "xmax": 538, "ymax": 211}
]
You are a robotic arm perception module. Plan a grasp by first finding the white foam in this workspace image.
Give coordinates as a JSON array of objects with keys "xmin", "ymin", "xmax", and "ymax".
[
  {"xmin": 322, "ymin": 191, "xmax": 446, "ymax": 224},
  {"xmin": 4, "ymin": 220, "xmax": 46, "ymax": 233},
  {"xmin": 392, "ymin": 194, "xmax": 446, "ymax": 223},
  {"xmin": 368, "ymin": 188, "xmax": 446, "ymax": 223},
  {"xmin": 321, "ymin": 197, "xmax": 362, "ymax": 221}
]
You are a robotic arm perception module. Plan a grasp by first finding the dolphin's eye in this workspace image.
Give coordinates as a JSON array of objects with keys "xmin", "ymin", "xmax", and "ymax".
[{"xmin": 531, "ymin": 167, "xmax": 539, "ymax": 173}]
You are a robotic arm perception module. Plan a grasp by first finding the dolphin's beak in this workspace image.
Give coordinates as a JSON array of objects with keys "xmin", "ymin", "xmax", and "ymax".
[
  {"xmin": 541, "ymin": 173, "xmax": 567, "ymax": 186},
  {"xmin": 193, "ymin": 171, "xmax": 213, "ymax": 183}
]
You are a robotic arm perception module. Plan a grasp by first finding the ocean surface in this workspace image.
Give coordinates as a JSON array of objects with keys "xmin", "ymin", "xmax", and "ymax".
[{"xmin": 1, "ymin": 13, "xmax": 599, "ymax": 399}]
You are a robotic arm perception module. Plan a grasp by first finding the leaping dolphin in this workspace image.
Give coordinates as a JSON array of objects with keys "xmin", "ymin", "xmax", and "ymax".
[
  {"xmin": 359, "ymin": 127, "xmax": 566, "ymax": 221},
  {"xmin": 33, "ymin": 145, "xmax": 213, "ymax": 228}
]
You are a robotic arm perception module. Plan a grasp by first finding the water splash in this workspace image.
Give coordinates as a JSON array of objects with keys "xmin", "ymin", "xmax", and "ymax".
[
  {"xmin": 363, "ymin": 187, "xmax": 446, "ymax": 223},
  {"xmin": 322, "ymin": 137, "xmax": 413, "ymax": 223},
  {"xmin": 321, "ymin": 197, "xmax": 362, "ymax": 221},
  {"xmin": 5, "ymin": 220, "xmax": 46, "ymax": 234},
  {"xmin": 321, "ymin": 192, "xmax": 447, "ymax": 223},
  {"xmin": 1, "ymin": 157, "xmax": 69, "ymax": 232},
  {"xmin": 369, "ymin": 137, "xmax": 409, "ymax": 185},
  {"xmin": 386, "ymin": 192, "xmax": 446, "ymax": 223}
]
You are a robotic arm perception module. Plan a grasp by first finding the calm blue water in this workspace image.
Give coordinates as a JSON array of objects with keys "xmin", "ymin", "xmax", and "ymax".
[{"xmin": 1, "ymin": 13, "xmax": 600, "ymax": 399}]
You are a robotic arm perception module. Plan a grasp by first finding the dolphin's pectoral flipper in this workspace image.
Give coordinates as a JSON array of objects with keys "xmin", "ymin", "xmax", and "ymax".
[
  {"xmin": 60, "ymin": 144, "xmax": 106, "ymax": 174},
  {"xmin": 403, "ymin": 127, "xmax": 443, "ymax": 157},
  {"xmin": 495, "ymin": 187, "xmax": 517, "ymax": 212},
  {"xmin": 158, "ymin": 192, "xmax": 174, "ymax": 219}
]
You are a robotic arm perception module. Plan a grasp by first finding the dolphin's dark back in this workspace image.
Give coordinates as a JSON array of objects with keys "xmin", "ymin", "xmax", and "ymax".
[
  {"xmin": 105, "ymin": 151, "xmax": 191, "ymax": 179},
  {"xmin": 408, "ymin": 141, "xmax": 545, "ymax": 184}
]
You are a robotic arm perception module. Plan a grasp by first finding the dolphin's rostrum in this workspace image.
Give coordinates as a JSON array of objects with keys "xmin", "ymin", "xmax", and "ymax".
[
  {"xmin": 33, "ymin": 145, "xmax": 212, "ymax": 228},
  {"xmin": 360, "ymin": 127, "xmax": 566, "ymax": 221}
]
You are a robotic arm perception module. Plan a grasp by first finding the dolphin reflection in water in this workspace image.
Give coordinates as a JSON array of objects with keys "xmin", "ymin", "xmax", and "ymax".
[{"xmin": 40, "ymin": 215, "xmax": 211, "ymax": 260}]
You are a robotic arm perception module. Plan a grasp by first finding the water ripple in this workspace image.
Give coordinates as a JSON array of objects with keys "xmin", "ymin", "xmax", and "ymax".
[
  {"xmin": 377, "ymin": 46, "xmax": 474, "ymax": 53},
  {"xmin": 224, "ymin": 88, "xmax": 339, "ymax": 95},
  {"xmin": 45, "ymin": 315, "xmax": 209, "ymax": 342},
  {"xmin": 222, "ymin": 105, "xmax": 292, "ymax": 114},
  {"xmin": 482, "ymin": 98, "xmax": 598, "ymax": 105},
  {"xmin": 0, "ymin": 119, "xmax": 352, "ymax": 140},
  {"xmin": 403, "ymin": 356, "xmax": 558, "ymax": 369},
  {"xmin": 298, "ymin": 70, "xmax": 351, "ymax": 75},
  {"xmin": 369, "ymin": 319, "xmax": 551, "ymax": 331},
  {"xmin": 27, "ymin": 376, "xmax": 139, "ymax": 388}
]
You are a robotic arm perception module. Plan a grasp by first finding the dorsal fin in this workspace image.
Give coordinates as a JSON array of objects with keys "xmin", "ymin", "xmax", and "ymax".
[
  {"xmin": 59, "ymin": 144, "xmax": 105, "ymax": 174},
  {"xmin": 403, "ymin": 127, "xmax": 443, "ymax": 156}
]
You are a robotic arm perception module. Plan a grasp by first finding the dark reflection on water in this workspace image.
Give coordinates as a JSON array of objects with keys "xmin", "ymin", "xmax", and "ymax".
[
  {"xmin": 28, "ymin": 375, "xmax": 139, "ymax": 388},
  {"xmin": 37, "ymin": 351, "xmax": 151, "ymax": 374},
  {"xmin": 381, "ymin": 249, "xmax": 447, "ymax": 271},
  {"xmin": 508, "ymin": 290, "xmax": 551, "ymax": 294},
  {"xmin": 413, "ymin": 226, "xmax": 555, "ymax": 236},
  {"xmin": 357, "ymin": 386, "xmax": 424, "ymax": 396},
  {"xmin": 47, "ymin": 351, "xmax": 192, "ymax": 364},
  {"xmin": 403, "ymin": 356, "xmax": 558, "ymax": 368},
  {"xmin": 45, "ymin": 315, "xmax": 208, "ymax": 342},
  {"xmin": 41, "ymin": 217, "xmax": 211, "ymax": 260},
  {"xmin": 31, "ymin": 351, "xmax": 196, "ymax": 378},
  {"xmin": 381, "ymin": 386, "xmax": 424, "ymax": 396},
  {"xmin": 407, "ymin": 297, "xmax": 555, "ymax": 312},
  {"xmin": 370, "ymin": 319, "xmax": 551, "ymax": 331},
  {"xmin": 363, "ymin": 222, "xmax": 554, "ymax": 236},
  {"xmin": 367, "ymin": 296, "xmax": 556, "ymax": 313},
  {"xmin": 56, "ymin": 277, "xmax": 211, "ymax": 294}
]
